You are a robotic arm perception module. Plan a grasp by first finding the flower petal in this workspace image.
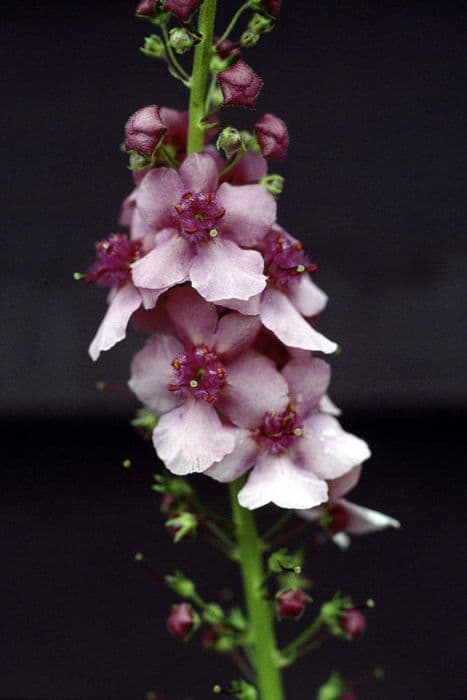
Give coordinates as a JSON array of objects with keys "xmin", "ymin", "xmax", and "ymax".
[
  {"xmin": 327, "ymin": 465, "xmax": 363, "ymax": 501},
  {"xmin": 288, "ymin": 275, "xmax": 328, "ymax": 317},
  {"xmin": 165, "ymin": 286, "xmax": 218, "ymax": 346},
  {"xmin": 225, "ymin": 152, "xmax": 268, "ymax": 185},
  {"xmin": 190, "ymin": 238, "xmax": 266, "ymax": 302},
  {"xmin": 282, "ymin": 356, "xmax": 331, "ymax": 415},
  {"xmin": 341, "ymin": 499, "xmax": 401, "ymax": 535},
  {"xmin": 217, "ymin": 294, "xmax": 261, "ymax": 316},
  {"xmin": 89, "ymin": 283, "xmax": 141, "ymax": 361},
  {"xmin": 298, "ymin": 414, "xmax": 371, "ymax": 480},
  {"xmin": 260, "ymin": 287, "xmax": 337, "ymax": 353},
  {"xmin": 153, "ymin": 398, "xmax": 236, "ymax": 475},
  {"xmin": 179, "ymin": 152, "xmax": 219, "ymax": 193},
  {"xmin": 136, "ymin": 167, "xmax": 184, "ymax": 230},
  {"xmin": 206, "ymin": 429, "xmax": 258, "ymax": 482},
  {"xmin": 218, "ymin": 350, "xmax": 289, "ymax": 428},
  {"xmin": 213, "ymin": 313, "xmax": 261, "ymax": 358},
  {"xmin": 217, "ymin": 183, "xmax": 276, "ymax": 246},
  {"xmin": 318, "ymin": 394, "xmax": 342, "ymax": 416},
  {"xmin": 128, "ymin": 334, "xmax": 184, "ymax": 413},
  {"xmin": 131, "ymin": 230, "xmax": 192, "ymax": 290},
  {"xmin": 238, "ymin": 452, "xmax": 328, "ymax": 510}
]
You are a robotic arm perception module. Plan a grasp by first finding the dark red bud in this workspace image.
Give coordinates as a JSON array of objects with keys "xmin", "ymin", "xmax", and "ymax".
[
  {"xmin": 214, "ymin": 38, "xmax": 241, "ymax": 59},
  {"xmin": 254, "ymin": 112, "xmax": 289, "ymax": 160},
  {"xmin": 276, "ymin": 589, "xmax": 309, "ymax": 618},
  {"xmin": 164, "ymin": 0, "xmax": 202, "ymax": 21},
  {"xmin": 167, "ymin": 603, "xmax": 196, "ymax": 639},
  {"xmin": 219, "ymin": 59, "xmax": 263, "ymax": 109},
  {"xmin": 135, "ymin": 0, "xmax": 159, "ymax": 16},
  {"xmin": 202, "ymin": 626, "xmax": 220, "ymax": 647},
  {"xmin": 340, "ymin": 608, "xmax": 366, "ymax": 639},
  {"xmin": 262, "ymin": 0, "xmax": 282, "ymax": 17},
  {"xmin": 328, "ymin": 503, "xmax": 351, "ymax": 535},
  {"xmin": 124, "ymin": 105, "xmax": 168, "ymax": 157}
]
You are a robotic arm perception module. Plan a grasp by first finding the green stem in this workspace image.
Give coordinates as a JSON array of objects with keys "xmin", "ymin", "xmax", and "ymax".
[
  {"xmin": 161, "ymin": 24, "xmax": 190, "ymax": 82},
  {"xmin": 229, "ymin": 479, "xmax": 285, "ymax": 700},
  {"xmin": 280, "ymin": 614, "xmax": 323, "ymax": 665},
  {"xmin": 214, "ymin": 0, "xmax": 253, "ymax": 48},
  {"xmin": 187, "ymin": 0, "xmax": 217, "ymax": 154}
]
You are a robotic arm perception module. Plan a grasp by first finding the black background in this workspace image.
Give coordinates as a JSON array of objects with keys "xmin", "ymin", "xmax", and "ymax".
[{"xmin": 2, "ymin": 1, "xmax": 466, "ymax": 699}]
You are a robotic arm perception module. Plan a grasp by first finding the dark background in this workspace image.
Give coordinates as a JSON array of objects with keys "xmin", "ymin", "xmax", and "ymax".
[{"xmin": 2, "ymin": 1, "xmax": 466, "ymax": 699}]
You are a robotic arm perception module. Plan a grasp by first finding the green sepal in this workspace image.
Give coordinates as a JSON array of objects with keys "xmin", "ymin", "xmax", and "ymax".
[
  {"xmin": 320, "ymin": 594, "xmax": 352, "ymax": 636},
  {"xmin": 166, "ymin": 512, "xmax": 198, "ymax": 542},
  {"xmin": 165, "ymin": 570, "xmax": 197, "ymax": 598},
  {"xmin": 316, "ymin": 671, "xmax": 346, "ymax": 700},
  {"xmin": 131, "ymin": 408, "xmax": 159, "ymax": 439},
  {"xmin": 140, "ymin": 34, "xmax": 166, "ymax": 59},
  {"xmin": 229, "ymin": 680, "xmax": 258, "ymax": 700},
  {"xmin": 260, "ymin": 173, "xmax": 285, "ymax": 195}
]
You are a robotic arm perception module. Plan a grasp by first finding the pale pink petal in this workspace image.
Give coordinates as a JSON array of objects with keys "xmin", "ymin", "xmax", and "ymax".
[
  {"xmin": 260, "ymin": 287, "xmax": 337, "ymax": 354},
  {"xmin": 131, "ymin": 207, "xmax": 154, "ymax": 241},
  {"xmin": 89, "ymin": 283, "xmax": 141, "ymax": 361},
  {"xmin": 136, "ymin": 167, "xmax": 184, "ymax": 230},
  {"xmin": 225, "ymin": 152, "xmax": 268, "ymax": 184},
  {"xmin": 238, "ymin": 452, "xmax": 328, "ymax": 510},
  {"xmin": 119, "ymin": 191, "xmax": 136, "ymax": 227},
  {"xmin": 213, "ymin": 313, "xmax": 261, "ymax": 358},
  {"xmin": 217, "ymin": 183, "xmax": 276, "ymax": 246},
  {"xmin": 341, "ymin": 499, "xmax": 401, "ymax": 535},
  {"xmin": 131, "ymin": 230, "xmax": 193, "ymax": 290},
  {"xmin": 218, "ymin": 294, "xmax": 261, "ymax": 315},
  {"xmin": 179, "ymin": 152, "xmax": 219, "ymax": 193},
  {"xmin": 206, "ymin": 429, "xmax": 258, "ymax": 482},
  {"xmin": 289, "ymin": 275, "xmax": 328, "ymax": 317},
  {"xmin": 319, "ymin": 394, "xmax": 342, "ymax": 416},
  {"xmin": 297, "ymin": 414, "xmax": 371, "ymax": 480},
  {"xmin": 217, "ymin": 350, "xmax": 289, "ymax": 428},
  {"xmin": 153, "ymin": 398, "xmax": 236, "ymax": 475},
  {"xmin": 165, "ymin": 285, "xmax": 218, "ymax": 346},
  {"xmin": 128, "ymin": 334, "xmax": 184, "ymax": 413},
  {"xmin": 139, "ymin": 287, "xmax": 166, "ymax": 310},
  {"xmin": 282, "ymin": 356, "xmax": 331, "ymax": 415},
  {"xmin": 327, "ymin": 465, "xmax": 363, "ymax": 501},
  {"xmin": 190, "ymin": 238, "xmax": 266, "ymax": 302}
]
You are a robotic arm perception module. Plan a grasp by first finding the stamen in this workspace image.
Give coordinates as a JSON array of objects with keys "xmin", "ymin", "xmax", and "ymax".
[
  {"xmin": 209, "ymin": 228, "xmax": 218, "ymax": 237},
  {"xmin": 190, "ymin": 379, "xmax": 199, "ymax": 388}
]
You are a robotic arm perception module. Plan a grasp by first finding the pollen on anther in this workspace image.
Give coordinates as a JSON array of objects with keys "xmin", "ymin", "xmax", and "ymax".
[
  {"xmin": 172, "ymin": 358, "xmax": 181, "ymax": 370},
  {"xmin": 296, "ymin": 264, "xmax": 305, "ymax": 273},
  {"xmin": 293, "ymin": 427, "xmax": 302, "ymax": 436}
]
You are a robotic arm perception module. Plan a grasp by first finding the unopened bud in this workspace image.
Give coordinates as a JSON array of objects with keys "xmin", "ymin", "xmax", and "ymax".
[
  {"xmin": 164, "ymin": 0, "xmax": 202, "ymax": 21},
  {"xmin": 135, "ymin": 0, "xmax": 158, "ymax": 16},
  {"xmin": 169, "ymin": 27, "xmax": 196, "ymax": 54},
  {"xmin": 229, "ymin": 680, "xmax": 258, "ymax": 700},
  {"xmin": 261, "ymin": 0, "xmax": 282, "ymax": 18},
  {"xmin": 317, "ymin": 671, "xmax": 346, "ymax": 700},
  {"xmin": 276, "ymin": 589, "xmax": 310, "ymax": 619},
  {"xmin": 140, "ymin": 34, "xmax": 165, "ymax": 59},
  {"xmin": 131, "ymin": 408, "xmax": 159, "ymax": 439},
  {"xmin": 216, "ymin": 127, "xmax": 243, "ymax": 158},
  {"xmin": 167, "ymin": 602, "xmax": 199, "ymax": 640},
  {"xmin": 254, "ymin": 112, "xmax": 289, "ymax": 160},
  {"xmin": 240, "ymin": 30, "xmax": 260, "ymax": 48},
  {"xmin": 260, "ymin": 173, "xmax": 284, "ymax": 195},
  {"xmin": 218, "ymin": 59, "xmax": 263, "ymax": 109},
  {"xmin": 125, "ymin": 105, "xmax": 167, "ymax": 158},
  {"xmin": 339, "ymin": 608, "xmax": 366, "ymax": 639},
  {"xmin": 166, "ymin": 512, "xmax": 197, "ymax": 542},
  {"xmin": 248, "ymin": 12, "xmax": 274, "ymax": 35},
  {"xmin": 165, "ymin": 570, "xmax": 196, "ymax": 598}
]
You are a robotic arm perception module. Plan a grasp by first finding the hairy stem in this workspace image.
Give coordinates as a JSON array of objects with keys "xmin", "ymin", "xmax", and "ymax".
[{"xmin": 229, "ymin": 479, "xmax": 285, "ymax": 700}]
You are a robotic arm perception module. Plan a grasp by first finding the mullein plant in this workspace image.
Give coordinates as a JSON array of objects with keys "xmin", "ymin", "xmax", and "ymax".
[{"xmin": 80, "ymin": 2, "xmax": 400, "ymax": 698}]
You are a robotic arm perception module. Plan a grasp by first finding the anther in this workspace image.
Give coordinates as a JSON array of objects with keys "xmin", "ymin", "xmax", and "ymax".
[
  {"xmin": 73, "ymin": 272, "xmax": 84, "ymax": 281},
  {"xmin": 122, "ymin": 458, "xmax": 132, "ymax": 469},
  {"xmin": 293, "ymin": 427, "xmax": 302, "ymax": 436},
  {"xmin": 209, "ymin": 228, "xmax": 218, "ymax": 237},
  {"xmin": 295, "ymin": 264, "xmax": 305, "ymax": 273}
]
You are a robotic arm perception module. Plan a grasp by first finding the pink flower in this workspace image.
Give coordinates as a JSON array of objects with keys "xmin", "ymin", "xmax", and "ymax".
[
  {"xmin": 86, "ymin": 234, "xmax": 163, "ymax": 361},
  {"xmin": 129, "ymin": 287, "xmax": 267, "ymax": 475},
  {"xmin": 218, "ymin": 59, "xmax": 263, "ymax": 109},
  {"xmin": 207, "ymin": 355, "xmax": 370, "ymax": 510},
  {"xmin": 130, "ymin": 152, "xmax": 275, "ymax": 302},
  {"xmin": 221, "ymin": 225, "xmax": 337, "ymax": 354},
  {"xmin": 300, "ymin": 465, "xmax": 400, "ymax": 547}
]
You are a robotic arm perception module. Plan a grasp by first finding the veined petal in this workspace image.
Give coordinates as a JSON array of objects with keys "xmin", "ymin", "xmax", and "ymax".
[
  {"xmin": 282, "ymin": 356, "xmax": 331, "ymax": 415},
  {"xmin": 327, "ymin": 465, "xmax": 363, "ymax": 501},
  {"xmin": 206, "ymin": 429, "xmax": 258, "ymax": 482},
  {"xmin": 341, "ymin": 499, "xmax": 401, "ymax": 535},
  {"xmin": 190, "ymin": 238, "xmax": 266, "ymax": 302},
  {"xmin": 225, "ymin": 152, "xmax": 268, "ymax": 185},
  {"xmin": 260, "ymin": 287, "xmax": 337, "ymax": 354},
  {"xmin": 213, "ymin": 313, "xmax": 261, "ymax": 358},
  {"xmin": 153, "ymin": 398, "xmax": 236, "ymax": 475},
  {"xmin": 218, "ymin": 350, "xmax": 289, "ymax": 428},
  {"xmin": 217, "ymin": 183, "xmax": 276, "ymax": 246},
  {"xmin": 128, "ymin": 334, "xmax": 184, "ymax": 414},
  {"xmin": 136, "ymin": 167, "xmax": 184, "ymax": 230},
  {"xmin": 298, "ymin": 414, "xmax": 371, "ymax": 480},
  {"xmin": 218, "ymin": 294, "xmax": 261, "ymax": 316},
  {"xmin": 165, "ymin": 286, "xmax": 218, "ymax": 346},
  {"xmin": 89, "ymin": 283, "xmax": 141, "ymax": 361},
  {"xmin": 238, "ymin": 452, "xmax": 328, "ymax": 510},
  {"xmin": 288, "ymin": 275, "xmax": 328, "ymax": 317},
  {"xmin": 179, "ymin": 152, "xmax": 219, "ymax": 193},
  {"xmin": 131, "ymin": 230, "xmax": 192, "ymax": 290}
]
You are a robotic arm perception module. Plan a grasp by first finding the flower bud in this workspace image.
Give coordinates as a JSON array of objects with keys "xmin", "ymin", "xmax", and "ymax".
[
  {"xmin": 317, "ymin": 672, "xmax": 346, "ymax": 700},
  {"xmin": 260, "ymin": 173, "xmax": 284, "ymax": 195},
  {"xmin": 218, "ymin": 59, "xmax": 263, "ymax": 109},
  {"xmin": 165, "ymin": 512, "xmax": 198, "ymax": 542},
  {"xmin": 135, "ymin": 0, "xmax": 158, "ymax": 16},
  {"xmin": 339, "ymin": 608, "xmax": 366, "ymax": 639},
  {"xmin": 164, "ymin": 0, "xmax": 202, "ymax": 21},
  {"xmin": 254, "ymin": 113, "xmax": 289, "ymax": 159},
  {"xmin": 276, "ymin": 589, "xmax": 310, "ymax": 619},
  {"xmin": 215, "ymin": 38, "xmax": 241, "ymax": 60},
  {"xmin": 167, "ymin": 603, "xmax": 198, "ymax": 640},
  {"xmin": 248, "ymin": 12, "xmax": 274, "ymax": 34},
  {"xmin": 169, "ymin": 27, "xmax": 196, "ymax": 54},
  {"xmin": 130, "ymin": 408, "xmax": 159, "ymax": 439},
  {"xmin": 216, "ymin": 127, "xmax": 243, "ymax": 158},
  {"xmin": 240, "ymin": 30, "xmax": 260, "ymax": 48},
  {"xmin": 140, "ymin": 34, "xmax": 165, "ymax": 59},
  {"xmin": 261, "ymin": 0, "xmax": 282, "ymax": 17},
  {"xmin": 229, "ymin": 680, "xmax": 258, "ymax": 700},
  {"xmin": 124, "ymin": 105, "xmax": 168, "ymax": 157},
  {"xmin": 165, "ymin": 570, "xmax": 196, "ymax": 598}
]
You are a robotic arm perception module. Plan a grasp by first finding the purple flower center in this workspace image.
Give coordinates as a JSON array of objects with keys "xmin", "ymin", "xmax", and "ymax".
[
  {"xmin": 86, "ymin": 233, "xmax": 142, "ymax": 288},
  {"xmin": 168, "ymin": 346, "xmax": 227, "ymax": 403},
  {"xmin": 264, "ymin": 231, "xmax": 317, "ymax": 289},
  {"xmin": 255, "ymin": 408, "xmax": 303, "ymax": 454},
  {"xmin": 173, "ymin": 191, "xmax": 225, "ymax": 243}
]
